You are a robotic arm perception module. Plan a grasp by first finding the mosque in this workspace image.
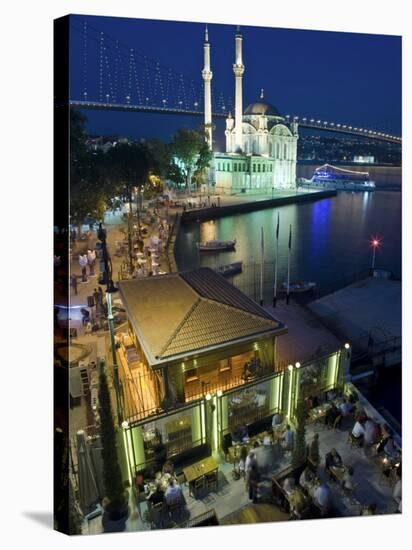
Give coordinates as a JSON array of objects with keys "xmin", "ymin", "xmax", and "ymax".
[{"xmin": 202, "ymin": 27, "xmax": 299, "ymax": 194}]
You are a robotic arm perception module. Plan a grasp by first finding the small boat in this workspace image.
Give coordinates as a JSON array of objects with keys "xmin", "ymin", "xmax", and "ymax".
[
  {"xmin": 214, "ymin": 261, "xmax": 243, "ymax": 277},
  {"xmin": 197, "ymin": 238, "xmax": 236, "ymax": 251},
  {"xmin": 280, "ymin": 281, "xmax": 317, "ymax": 293}
]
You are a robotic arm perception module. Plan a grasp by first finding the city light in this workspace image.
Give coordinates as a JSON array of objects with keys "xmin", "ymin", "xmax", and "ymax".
[{"xmin": 344, "ymin": 343, "xmax": 350, "ymax": 350}]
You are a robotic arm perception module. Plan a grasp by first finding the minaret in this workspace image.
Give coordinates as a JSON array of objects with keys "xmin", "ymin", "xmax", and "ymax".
[
  {"xmin": 233, "ymin": 26, "xmax": 245, "ymax": 152},
  {"xmin": 202, "ymin": 25, "xmax": 213, "ymax": 149}
]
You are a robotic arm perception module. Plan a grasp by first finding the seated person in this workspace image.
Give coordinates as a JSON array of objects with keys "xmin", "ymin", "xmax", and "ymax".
[
  {"xmin": 313, "ymin": 482, "xmax": 332, "ymax": 516},
  {"xmin": 325, "ymin": 448, "xmax": 343, "ymax": 473},
  {"xmin": 355, "ymin": 408, "xmax": 368, "ymax": 424},
  {"xmin": 308, "ymin": 433, "xmax": 320, "ymax": 465},
  {"xmin": 393, "ymin": 477, "xmax": 402, "ymax": 505},
  {"xmin": 325, "ymin": 389, "xmax": 338, "ymax": 402},
  {"xmin": 147, "ymin": 482, "xmax": 164, "ymax": 506},
  {"xmin": 162, "ymin": 460, "xmax": 174, "ymax": 475},
  {"xmin": 262, "ymin": 431, "xmax": 272, "ymax": 446},
  {"xmin": 281, "ymin": 425, "xmax": 294, "ymax": 452},
  {"xmin": 341, "ymin": 466, "xmax": 355, "ymax": 491},
  {"xmin": 299, "ymin": 467, "xmax": 314, "ymax": 491},
  {"xmin": 304, "ymin": 396, "xmax": 314, "ymax": 410},
  {"xmin": 325, "ymin": 404, "xmax": 340, "ymax": 428},
  {"xmin": 232, "ymin": 424, "xmax": 247, "ymax": 444},
  {"xmin": 361, "ymin": 503, "xmax": 377, "ymax": 516},
  {"xmin": 272, "ymin": 412, "xmax": 283, "ymax": 428},
  {"xmin": 383, "ymin": 436, "xmax": 399, "ymax": 458},
  {"xmin": 283, "ymin": 477, "xmax": 296, "ymax": 495},
  {"xmin": 164, "ymin": 478, "xmax": 183, "ymax": 505},
  {"xmin": 364, "ymin": 418, "xmax": 380, "ymax": 446},
  {"xmin": 351, "ymin": 419, "xmax": 366, "ymax": 442},
  {"xmin": 339, "ymin": 398, "xmax": 354, "ymax": 417}
]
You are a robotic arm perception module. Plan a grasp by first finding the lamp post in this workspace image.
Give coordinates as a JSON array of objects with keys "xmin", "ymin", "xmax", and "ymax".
[
  {"xmin": 97, "ymin": 223, "xmax": 123, "ymax": 424},
  {"xmin": 370, "ymin": 237, "xmax": 380, "ymax": 274}
]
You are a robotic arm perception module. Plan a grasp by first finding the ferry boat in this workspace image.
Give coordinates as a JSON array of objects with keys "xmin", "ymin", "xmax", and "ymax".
[
  {"xmin": 298, "ymin": 164, "xmax": 376, "ymax": 191},
  {"xmin": 197, "ymin": 239, "xmax": 236, "ymax": 251},
  {"xmin": 214, "ymin": 261, "xmax": 243, "ymax": 277},
  {"xmin": 280, "ymin": 281, "xmax": 317, "ymax": 293}
]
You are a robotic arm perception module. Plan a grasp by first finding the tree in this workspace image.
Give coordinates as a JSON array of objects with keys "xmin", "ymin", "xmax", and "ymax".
[
  {"xmin": 170, "ymin": 128, "xmax": 211, "ymax": 189},
  {"xmin": 70, "ymin": 110, "xmax": 107, "ymax": 228},
  {"xmin": 292, "ymin": 401, "xmax": 307, "ymax": 469},
  {"xmin": 98, "ymin": 363, "xmax": 128, "ymax": 525}
]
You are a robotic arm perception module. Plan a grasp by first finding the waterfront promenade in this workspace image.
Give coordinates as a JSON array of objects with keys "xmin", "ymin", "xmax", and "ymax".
[{"xmin": 179, "ymin": 188, "xmax": 336, "ymax": 222}]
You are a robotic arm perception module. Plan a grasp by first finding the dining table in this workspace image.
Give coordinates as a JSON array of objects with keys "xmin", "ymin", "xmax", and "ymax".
[{"xmin": 183, "ymin": 456, "xmax": 218, "ymax": 484}]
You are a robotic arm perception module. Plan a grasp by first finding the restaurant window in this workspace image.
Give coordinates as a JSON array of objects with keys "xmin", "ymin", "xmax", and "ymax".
[
  {"xmin": 257, "ymin": 164, "xmax": 261, "ymax": 172},
  {"xmin": 185, "ymin": 368, "xmax": 199, "ymax": 383},
  {"xmin": 218, "ymin": 163, "xmax": 221, "ymax": 171},
  {"xmin": 234, "ymin": 163, "xmax": 237, "ymax": 172},
  {"xmin": 219, "ymin": 358, "xmax": 231, "ymax": 373},
  {"xmin": 262, "ymin": 164, "xmax": 266, "ymax": 173},
  {"xmin": 253, "ymin": 164, "xmax": 256, "ymax": 172},
  {"xmin": 227, "ymin": 381, "xmax": 270, "ymax": 432},
  {"xmin": 141, "ymin": 410, "xmax": 196, "ymax": 465}
]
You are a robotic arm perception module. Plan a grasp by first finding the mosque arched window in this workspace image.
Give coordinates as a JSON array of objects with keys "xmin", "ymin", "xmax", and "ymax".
[
  {"xmin": 276, "ymin": 143, "xmax": 280, "ymax": 159},
  {"xmin": 284, "ymin": 143, "xmax": 287, "ymax": 159}
]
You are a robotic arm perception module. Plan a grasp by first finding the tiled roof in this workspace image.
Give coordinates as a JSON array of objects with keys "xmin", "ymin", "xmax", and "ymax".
[
  {"xmin": 119, "ymin": 268, "xmax": 285, "ymax": 365},
  {"xmin": 160, "ymin": 298, "xmax": 279, "ymax": 359},
  {"xmin": 180, "ymin": 268, "xmax": 274, "ymax": 321}
]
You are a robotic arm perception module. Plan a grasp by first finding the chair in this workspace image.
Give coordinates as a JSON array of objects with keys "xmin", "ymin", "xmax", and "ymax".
[
  {"xmin": 347, "ymin": 432, "xmax": 362, "ymax": 448},
  {"xmin": 166, "ymin": 493, "xmax": 184, "ymax": 521},
  {"xmin": 333, "ymin": 415, "xmax": 343, "ymax": 431},
  {"xmin": 205, "ymin": 470, "xmax": 218, "ymax": 493},
  {"xmin": 190, "ymin": 476, "xmax": 205, "ymax": 498},
  {"xmin": 148, "ymin": 501, "xmax": 164, "ymax": 529}
]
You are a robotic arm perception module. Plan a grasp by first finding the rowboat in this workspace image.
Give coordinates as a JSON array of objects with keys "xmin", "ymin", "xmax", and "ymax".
[
  {"xmin": 197, "ymin": 239, "xmax": 236, "ymax": 251},
  {"xmin": 214, "ymin": 261, "xmax": 243, "ymax": 277}
]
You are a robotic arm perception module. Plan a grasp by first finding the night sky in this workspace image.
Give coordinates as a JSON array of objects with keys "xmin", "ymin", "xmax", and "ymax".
[{"xmin": 69, "ymin": 14, "xmax": 401, "ymax": 146}]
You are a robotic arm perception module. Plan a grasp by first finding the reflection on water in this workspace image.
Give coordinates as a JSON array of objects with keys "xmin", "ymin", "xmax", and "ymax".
[{"xmin": 175, "ymin": 188, "xmax": 401, "ymax": 289}]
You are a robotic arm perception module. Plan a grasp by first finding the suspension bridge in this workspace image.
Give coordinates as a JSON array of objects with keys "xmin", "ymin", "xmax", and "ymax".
[{"xmin": 68, "ymin": 17, "xmax": 401, "ymax": 146}]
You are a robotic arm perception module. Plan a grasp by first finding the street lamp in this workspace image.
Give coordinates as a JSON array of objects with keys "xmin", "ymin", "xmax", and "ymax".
[
  {"xmin": 97, "ymin": 223, "xmax": 123, "ymax": 424},
  {"xmin": 370, "ymin": 237, "xmax": 381, "ymax": 273}
]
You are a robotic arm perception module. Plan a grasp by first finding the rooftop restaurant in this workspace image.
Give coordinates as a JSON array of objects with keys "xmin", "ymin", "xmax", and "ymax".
[{"xmin": 76, "ymin": 268, "xmax": 401, "ymax": 532}]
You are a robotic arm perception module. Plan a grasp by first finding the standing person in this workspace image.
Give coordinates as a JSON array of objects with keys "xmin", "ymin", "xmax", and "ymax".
[
  {"xmin": 93, "ymin": 288, "xmax": 100, "ymax": 316},
  {"xmin": 309, "ymin": 433, "xmax": 320, "ymax": 466},
  {"xmin": 70, "ymin": 274, "xmax": 78, "ymax": 296},
  {"xmin": 87, "ymin": 249, "xmax": 96, "ymax": 277},
  {"xmin": 247, "ymin": 463, "xmax": 259, "ymax": 503},
  {"xmin": 79, "ymin": 254, "xmax": 88, "ymax": 282},
  {"xmin": 281, "ymin": 424, "xmax": 294, "ymax": 454}
]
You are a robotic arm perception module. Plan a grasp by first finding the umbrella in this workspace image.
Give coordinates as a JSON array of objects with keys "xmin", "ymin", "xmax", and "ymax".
[{"xmin": 76, "ymin": 430, "xmax": 100, "ymax": 515}]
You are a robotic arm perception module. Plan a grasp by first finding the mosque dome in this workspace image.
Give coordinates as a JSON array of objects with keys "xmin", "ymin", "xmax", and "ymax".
[{"xmin": 244, "ymin": 90, "xmax": 282, "ymax": 117}]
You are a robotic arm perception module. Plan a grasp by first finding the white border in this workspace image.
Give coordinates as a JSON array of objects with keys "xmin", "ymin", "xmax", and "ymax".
[{"xmin": 0, "ymin": 0, "xmax": 409, "ymax": 548}]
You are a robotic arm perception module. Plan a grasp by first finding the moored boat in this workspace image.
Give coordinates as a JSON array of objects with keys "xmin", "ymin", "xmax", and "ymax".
[
  {"xmin": 214, "ymin": 261, "xmax": 243, "ymax": 277},
  {"xmin": 280, "ymin": 281, "xmax": 317, "ymax": 293},
  {"xmin": 197, "ymin": 238, "xmax": 236, "ymax": 251},
  {"xmin": 298, "ymin": 164, "xmax": 376, "ymax": 191}
]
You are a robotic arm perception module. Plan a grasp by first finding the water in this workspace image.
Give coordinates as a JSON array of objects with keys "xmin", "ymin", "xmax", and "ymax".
[
  {"xmin": 175, "ymin": 176, "xmax": 401, "ymax": 289},
  {"xmin": 175, "ymin": 170, "xmax": 402, "ymax": 424}
]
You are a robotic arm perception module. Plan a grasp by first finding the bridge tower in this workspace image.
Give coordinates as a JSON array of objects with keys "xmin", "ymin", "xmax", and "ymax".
[
  {"xmin": 202, "ymin": 25, "xmax": 213, "ymax": 149},
  {"xmin": 233, "ymin": 26, "xmax": 245, "ymax": 152}
]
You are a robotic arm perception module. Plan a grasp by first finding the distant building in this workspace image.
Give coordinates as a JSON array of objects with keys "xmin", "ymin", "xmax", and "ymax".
[
  {"xmin": 85, "ymin": 135, "xmax": 130, "ymax": 152},
  {"xmin": 353, "ymin": 155, "xmax": 375, "ymax": 164},
  {"xmin": 202, "ymin": 27, "xmax": 298, "ymax": 194}
]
